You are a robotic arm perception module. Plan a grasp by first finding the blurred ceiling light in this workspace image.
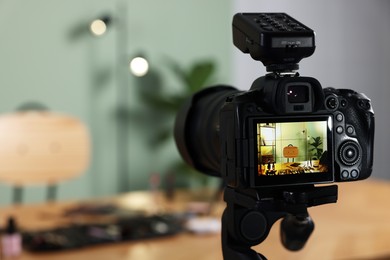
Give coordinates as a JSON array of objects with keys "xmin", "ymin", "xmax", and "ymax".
[
  {"xmin": 90, "ymin": 19, "xmax": 107, "ymax": 36},
  {"xmin": 129, "ymin": 56, "xmax": 149, "ymax": 77},
  {"xmin": 90, "ymin": 16, "xmax": 111, "ymax": 36}
]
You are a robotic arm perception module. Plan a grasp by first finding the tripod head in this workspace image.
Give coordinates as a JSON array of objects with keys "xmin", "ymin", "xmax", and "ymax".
[{"xmin": 222, "ymin": 185, "xmax": 337, "ymax": 260}]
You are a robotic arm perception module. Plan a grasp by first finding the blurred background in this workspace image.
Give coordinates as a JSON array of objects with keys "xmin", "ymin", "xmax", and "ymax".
[{"xmin": 0, "ymin": 0, "xmax": 388, "ymax": 205}]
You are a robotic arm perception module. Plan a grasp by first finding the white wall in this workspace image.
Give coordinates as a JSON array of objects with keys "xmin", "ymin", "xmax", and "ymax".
[{"xmin": 232, "ymin": 0, "xmax": 390, "ymax": 179}]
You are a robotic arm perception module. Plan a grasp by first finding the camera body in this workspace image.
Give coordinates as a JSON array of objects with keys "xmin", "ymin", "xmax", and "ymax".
[
  {"xmin": 174, "ymin": 12, "xmax": 375, "ymax": 258},
  {"xmin": 219, "ymin": 74, "xmax": 374, "ymax": 189},
  {"xmin": 174, "ymin": 12, "xmax": 375, "ymax": 190}
]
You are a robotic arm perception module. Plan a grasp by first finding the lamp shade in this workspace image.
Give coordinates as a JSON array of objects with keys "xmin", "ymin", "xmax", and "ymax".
[{"xmin": 0, "ymin": 111, "xmax": 90, "ymax": 186}]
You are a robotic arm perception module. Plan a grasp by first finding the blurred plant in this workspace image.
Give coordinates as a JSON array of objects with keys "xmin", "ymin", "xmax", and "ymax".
[
  {"xmin": 135, "ymin": 58, "xmax": 217, "ymax": 186},
  {"xmin": 141, "ymin": 58, "xmax": 216, "ymax": 145}
]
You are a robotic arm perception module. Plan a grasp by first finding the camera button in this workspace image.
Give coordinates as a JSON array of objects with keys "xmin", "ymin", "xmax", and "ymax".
[
  {"xmin": 351, "ymin": 169, "xmax": 359, "ymax": 178},
  {"xmin": 336, "ymin": 113, "xmax": 343, "ymax": 122},
  {"xmin": 346, "ymin": 126, "xmax": 355, "ymax": 135},
  {"xmin": 341, "ymin": 170, "xmax": 349, "ymax": 179},
  {"xmin": 336, "ymin": 126, "xmax": 344, "ymax": 134},
  {"xmin": 340, "ymin": 99, "xmax": 348, "ymax": 108},
  {"xmin": 358, "ymin": 100, "xmax": 371, "ymax": 110},
  {"xmin": 325, "ymin": 95, "xmax": 339, "ymax": 111}
]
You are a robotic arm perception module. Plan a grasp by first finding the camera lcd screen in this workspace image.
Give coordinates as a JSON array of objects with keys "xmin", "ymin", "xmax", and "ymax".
[{"xmin": 252, "ymin": 116, "xmax": 334, "ymax": 187}]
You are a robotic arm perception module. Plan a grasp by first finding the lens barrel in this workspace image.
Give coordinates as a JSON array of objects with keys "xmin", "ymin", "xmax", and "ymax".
[{"xmin": 174, "ymin": 86, "xmax": 239, "ymax": 177}]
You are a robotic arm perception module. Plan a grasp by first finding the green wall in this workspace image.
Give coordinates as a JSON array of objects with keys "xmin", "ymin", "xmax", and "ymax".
[{"xmin": 0, "ymin": 0, "xmax": 232, "ymax": 205}]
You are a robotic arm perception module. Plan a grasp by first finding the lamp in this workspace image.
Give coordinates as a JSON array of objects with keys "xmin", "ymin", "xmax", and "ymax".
[
  {"xmin": 130, "ymin": 56, "xmax": 149, "ymax": 77},
  {"xmin": 0, "ymin": 110, "xmax": 91, "ymax": 203},
  {"xmin": 82, "ymin": 6, "xmax": 150, "ymax": 193},
  {"xmin": 90, "ymin": 15, "xmax": 112, "ymax": 37},
  {"xmin": 90, "ymin": 6, "xmax": 149, "ymax": 192}
]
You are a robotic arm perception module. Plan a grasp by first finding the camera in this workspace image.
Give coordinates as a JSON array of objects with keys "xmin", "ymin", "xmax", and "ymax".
[
  {"xmin": 174, "ymin": 13, "xmax": 375, "ymax": 189},
  {"xmin": 174, "ymin": 13, "xmax": 375, "ymax": 259}
]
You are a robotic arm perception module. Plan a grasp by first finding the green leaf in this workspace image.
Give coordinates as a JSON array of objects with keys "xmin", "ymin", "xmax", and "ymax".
[
  {"xmin": 164, "ymin": 58, "xmax": 216, "ymax": 93},
  {"xmin": 142, "ymin": 92, "xmax": 186, "ymax": 112},
  {"xmin": 186, "ymin": 61, "xmax": 215, "ymax": 92},
  {"xmin": 164, "ymin": 58, "xmax": 188, "ymax": 89},
  {"xmin": 150, "ymin": 127, "xmax": 173, "ymax": 146}
]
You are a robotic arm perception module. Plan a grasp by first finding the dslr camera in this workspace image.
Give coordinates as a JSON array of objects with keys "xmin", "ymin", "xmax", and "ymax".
[
  {"xmin": 174, "ymin": 13, "xmax": 375, "ymax": 259},
  {"xmin": 175, "ymin": 13, "xmax": 374, "ymax": 189}
]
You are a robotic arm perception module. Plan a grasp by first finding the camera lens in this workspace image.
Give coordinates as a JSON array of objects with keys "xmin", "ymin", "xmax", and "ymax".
[
  {"xmin": 325, "ymin": 95, "xmax": 339, "ymax": 110},
  {"xmin": 287, "ymin": 85, "xmax": 309, "ymax": 103},
  {"xmin": 174, "ymin": 86, "xmax": 239, "ymax": 177}
]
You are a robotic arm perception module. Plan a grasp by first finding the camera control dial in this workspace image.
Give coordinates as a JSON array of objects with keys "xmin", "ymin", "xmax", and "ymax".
[{"xmin": 339, "ymin": 141, "xmax": 361, "ymax": 167}]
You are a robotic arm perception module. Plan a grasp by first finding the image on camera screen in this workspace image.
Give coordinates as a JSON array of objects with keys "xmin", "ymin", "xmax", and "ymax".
[{"xmin": 254, "ymin": 117, "xmax": 333, "ymax": 186}]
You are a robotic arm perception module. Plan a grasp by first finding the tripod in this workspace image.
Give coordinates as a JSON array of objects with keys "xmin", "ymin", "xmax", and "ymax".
[{"xmin": 221, "ymin": 185, "xmax": 338, "ymax": 260}]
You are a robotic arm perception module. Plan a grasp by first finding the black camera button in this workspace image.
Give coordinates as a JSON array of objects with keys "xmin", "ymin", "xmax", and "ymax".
[
  {"xmin": 351, "ymin": 169, "xmax": 359, "ymax": 178},
  {"xmin": 358, "ymin": 100, "xmax": 371, "ymax": 110},
  {"xmin": 325, "ymin": 95, "xmax": 339, "ymax": 111},
  {"xmin": 340, "ymin": 99, "xmax": 348, "ymax": 108},
  {"xmin": 273, "ymin": 14, "xmax": 287, "ymax": 20},
  {"xmin": 336, "ymin": 126, "xmax": 344, "ymax": 134},
  {"xmin": 346, "ymin": 126, "xmax": 355, "ymax": 135},
  {"xmin": 336, "ymin": 113, "xmax": 344, "ymax": 122},
  {"xmin": 341, "ymin": 170, "xmax": 349, "ymax": 179}
]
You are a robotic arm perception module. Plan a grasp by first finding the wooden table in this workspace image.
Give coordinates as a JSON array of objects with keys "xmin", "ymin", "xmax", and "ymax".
[{"xmin": 1, "ymin": 180, "xmax": 390, "ymax": 260}]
